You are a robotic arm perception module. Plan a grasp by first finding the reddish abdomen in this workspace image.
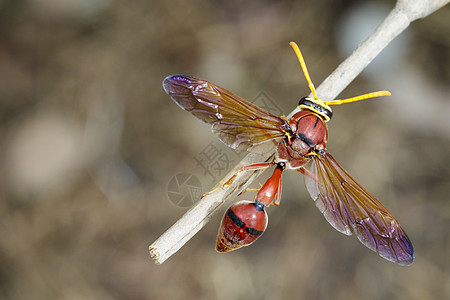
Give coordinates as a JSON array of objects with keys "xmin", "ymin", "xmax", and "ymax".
[{"xmin": 216, "ymin": 200, "xmax": 268, "ymax": 252}]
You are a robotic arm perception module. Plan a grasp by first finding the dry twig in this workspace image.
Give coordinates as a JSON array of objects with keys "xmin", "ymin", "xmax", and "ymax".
[{"xmin": 149, "ymin": 0, "xmax": 449, "ymax": 264}]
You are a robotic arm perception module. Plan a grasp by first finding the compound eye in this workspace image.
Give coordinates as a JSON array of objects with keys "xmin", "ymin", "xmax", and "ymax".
[
  {"xmin": 325, "ymin": 108, "xmax": 333, "ymax": 119},
  {"xmin": 298, "ymin": 97, "xmax": 308, "ymax": 106}
]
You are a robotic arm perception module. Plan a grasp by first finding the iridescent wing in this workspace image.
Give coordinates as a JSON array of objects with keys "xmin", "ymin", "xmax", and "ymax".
[
  {"xmin": 163, "ymin": 75, "xmax": 286, "ymax": 152},
  {"xmin": 303, "ymin": 150, "xmax": 414, "ymax": 265}
]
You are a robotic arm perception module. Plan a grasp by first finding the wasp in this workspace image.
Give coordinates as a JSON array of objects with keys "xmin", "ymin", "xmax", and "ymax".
[{"xmin": 163, "ymin": 42, "xmax": 414, "ymax": 265}]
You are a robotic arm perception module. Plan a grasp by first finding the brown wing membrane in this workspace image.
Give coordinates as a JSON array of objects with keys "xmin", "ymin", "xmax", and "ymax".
[
  {"xmin": 303, "ymin": 151, "xmax": 414, "ymax": 265},
  {"xmin": 163, "ymin": 75, "xmax": 286, "ymax": 152}
]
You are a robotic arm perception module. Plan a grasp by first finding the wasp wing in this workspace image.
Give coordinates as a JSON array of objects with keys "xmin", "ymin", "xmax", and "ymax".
[
  {"xmin": 303, "ymin": 151, "xmax": 414, "ymax": 265},
  {"xmin": 163, "ymin": 75, "xmax": 286, "ymax": 152}
]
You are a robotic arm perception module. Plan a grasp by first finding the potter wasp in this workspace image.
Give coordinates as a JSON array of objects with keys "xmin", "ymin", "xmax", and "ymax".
[{"xmin": 163, "ymin": 42, "xmax": 414, "ymax": 265}]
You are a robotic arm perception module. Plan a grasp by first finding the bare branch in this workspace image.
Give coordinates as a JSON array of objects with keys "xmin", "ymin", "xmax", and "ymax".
[{"xmin": 149, "ymin": 0, "xmax": 449, "ymax": 264}]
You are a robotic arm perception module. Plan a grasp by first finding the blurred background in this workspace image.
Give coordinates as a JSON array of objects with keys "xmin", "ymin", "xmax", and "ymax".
[{"xmin": 0, "ymin": 0, "xmax": 449, "ymax": 299}]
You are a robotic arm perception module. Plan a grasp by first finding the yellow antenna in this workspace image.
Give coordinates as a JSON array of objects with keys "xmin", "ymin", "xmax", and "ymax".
[
  {"xmin": 326, "ymin": 90, "xmax": 391, "ymax": 106},
  {"xmin": 289, "ymin": 42, "xmax": 319, "ymax": 100},
  {"xmin": 290, "ymin": 41, "xmax": 391, "ymax": 121}
]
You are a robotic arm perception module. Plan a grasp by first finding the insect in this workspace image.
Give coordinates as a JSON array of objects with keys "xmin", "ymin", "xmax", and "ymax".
[{"xmin": 163, "ymin": 42, "xmax": 414, "ymax": 265}]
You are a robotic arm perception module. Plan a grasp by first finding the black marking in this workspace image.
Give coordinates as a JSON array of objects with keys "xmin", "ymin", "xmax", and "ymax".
[
  {"xmin": 298, "ymin": 97, "xmax": 333, "ymax": 119},
  {"xmin": 227, "ymin": 206, "xmax": 264, "ymax": 236},
  {"xmin": 252, "ymin": 201, "xmax": 266, "ymax": 212},
  {"xmin": 297, "ymin": 132, "xmax": 314, "ymax": 147},
  {"xmin": 281, "ymin": 121, "xmax": 295, "ymax": 141},
  {"xmin": 246, "ymin": 227, "xmax": 264, "ymax": 236},
  {"xmin": 227, "ymin": 208, "xmax": 245, "ymax": 228},
  {"xmin": 313, "ymin": 116, "xmax": 320, "ymax": 128}
]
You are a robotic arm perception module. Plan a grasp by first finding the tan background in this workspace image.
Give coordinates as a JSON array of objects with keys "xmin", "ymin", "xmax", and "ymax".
[{"xmin": 0, "ymin": 0, "xmax": 449, "ymax": 299}]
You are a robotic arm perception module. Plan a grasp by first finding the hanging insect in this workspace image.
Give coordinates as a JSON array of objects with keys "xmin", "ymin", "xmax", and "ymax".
[{"xmin": 163, "ymin": 42, "xmax": 414, "ymax": 265}]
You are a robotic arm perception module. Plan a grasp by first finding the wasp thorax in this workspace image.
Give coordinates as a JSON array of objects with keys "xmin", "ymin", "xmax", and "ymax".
[{"xmin": 216, "ymin": 200, "xmax": 268, "ymax": 252}]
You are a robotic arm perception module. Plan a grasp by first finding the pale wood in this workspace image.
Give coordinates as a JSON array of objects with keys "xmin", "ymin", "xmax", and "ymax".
[{"xmin": 149, "ymin": 0, "xmax": 449, "ymax": 264}]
